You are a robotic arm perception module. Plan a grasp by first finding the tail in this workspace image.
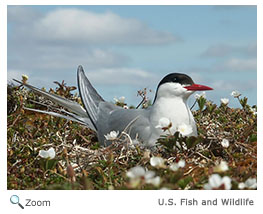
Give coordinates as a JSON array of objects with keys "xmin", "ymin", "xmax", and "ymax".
[
  {"xmin": 24, "ymin": 99, "xmax": 95, "ymax": 128},
  {"xmin": 13, "ymin": 74, "xmax": 97, "ymax": 131},
  {"xmin": 77, "ymin": 65, "xmax": 104, "ymax": 130}
]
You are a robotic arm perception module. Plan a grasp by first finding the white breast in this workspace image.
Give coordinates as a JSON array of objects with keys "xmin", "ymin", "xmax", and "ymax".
[{"xmin": 147, "ymin": 96, "xmax": 197, "ymax": 146}]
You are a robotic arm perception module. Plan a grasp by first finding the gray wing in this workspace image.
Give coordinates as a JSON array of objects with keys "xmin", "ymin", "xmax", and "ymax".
[
  {"xmin": 77, "ymin": 65, "xmax": 104, "ymax": 130},
  {"xmin": 96, "ymin": 102, "xmax": 152, "ymax": 146}
]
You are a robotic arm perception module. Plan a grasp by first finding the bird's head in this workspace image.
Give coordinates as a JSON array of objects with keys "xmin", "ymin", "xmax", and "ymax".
[{"xmin": 154, "ymin": 73, "xmax": 213, "ymax": 102}]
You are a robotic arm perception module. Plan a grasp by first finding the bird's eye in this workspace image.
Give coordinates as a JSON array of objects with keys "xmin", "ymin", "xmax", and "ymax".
[{"xmin": 173, "ymin": 78, "xmax": 177, "ymax": 82}]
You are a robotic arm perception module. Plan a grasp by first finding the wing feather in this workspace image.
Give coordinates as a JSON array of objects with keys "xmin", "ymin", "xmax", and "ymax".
[
  {"xmin": 77, "ymin": 65, "xmax": 104, "ymax": 130},
  {"xmin": 13, "ymin": 79, "xmax": 87, "ymax": 117}
]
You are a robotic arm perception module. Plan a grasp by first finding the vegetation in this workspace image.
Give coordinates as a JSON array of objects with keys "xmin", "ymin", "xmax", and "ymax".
[{"xmin": 7, "ymin": 78, "xmax": 257, "ymax": 190}]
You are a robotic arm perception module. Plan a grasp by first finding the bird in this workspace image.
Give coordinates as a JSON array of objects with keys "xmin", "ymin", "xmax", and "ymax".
[{"xmin": 14, "ymin": 65, "xmax": 213, "ymax": 147}]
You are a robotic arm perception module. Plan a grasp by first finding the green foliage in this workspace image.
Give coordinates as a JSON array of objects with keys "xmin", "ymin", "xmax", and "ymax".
[
  {"xmin": 7, "ymin": 80, "xmax": 257, "ymax": 190},
  {"xmin": 197, "ymin": 96, "xmax": 206, "ymax": 111},
  {"xmin": 177, "ymin": 176, "xmax": 193, "ymax": 189},
  {"xmin": 157, "ymin": 132, "xmax": 203, "ymax": 154},
  {"xmin": 39, "ymin": 159, "xmax": 58, "ymax": 171}
]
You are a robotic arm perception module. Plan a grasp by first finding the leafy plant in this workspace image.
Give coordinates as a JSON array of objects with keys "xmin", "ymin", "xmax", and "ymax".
[{"xmin": 7, "ymin": 79, "xmax": 257, "ymax": 190}]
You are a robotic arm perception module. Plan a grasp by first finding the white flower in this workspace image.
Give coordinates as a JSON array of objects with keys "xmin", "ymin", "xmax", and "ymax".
[
  {"xmin": 160, "ymin": 187, "xmax": 170, "ymax": 190},
  {"xmin": 126, "ymin": 166, "xmax": 161, "ymax": 187},
  {"xmin": 204, "ymin": 174, "xmax": 232, "ymax": 190},
  {"xmin": 104, "ymin": 130, "xmax": 119, "ymax": 141},
  {"xmin": 177, "ymin": 124, "xmax": 193, "ymax": 136},
  {"xmin": 22, "ymin": 74, "xmax": 28, "ymax": 81},
  {"xmin": 221, "ymin": 139, "xmax": 229, "ymax": 148},
  {"xmin": 238, "ymin": 182, "xmax": 245, "ymax": 189},
  {"xmin": 194, "ymin": 92, "xmax": 206, "ymax": 99},
  {"xmin": 245, "ymin": 178, "xmax": 257, "ymax": 189},
  {"xmin": 178, "ymin": 160, "xmax": 186, "ymax": 168},
  {"xmin": 127, "ymin": 139, "xmax": 140, "ymax": 149},
  {"xmin": 221, "ymin": 176, "xmax": 232, "ymax": 190},
  {"xmin": 150, "ymin": 156, "xmax": 165, "ymax": 168},
  {"xmin": 220, "ymin": 98, "xmax": 229, "ymax": 105},
  {"xmin": 214, "ymin": 160, "xmax": 229, "ymax": 172},
  {"xmin": 39, "ymin": 147, "xmax": 56, "ymax": 159},
  {"xmin": 238, "ymin": 178, "xmax": 257, "ymax": 189},
  {"xmin": 132, "ymin": 139, "xmax": 140, "ymax": 145},
  {"xmin": 231, "ymin": 90, "xmax": 241, "ymax": 98},
  {"xmin": 169, "ymin": 160, "xmax": 185, "ymax": 171},
  {"xmin": 146, "ymin": 176, "xmax": 161, "ymax": 187},
  {"xmin": 126, "ymin": 166, "xmax": 147, "ymax": 188},
  {"xmin": 155, "ymin": 117, "xmax": 171, "ymax": 129},
  {"xmin": 205, "ymin": 174, "xmax": 221, "ymax": 189},
  {"xmin": 119, "ymin": 96, "xmax": 125, "ymax": 103},
  {"xmin": 114, "ymin": 96, "xmax": 125, "ymax": 103},
  {"xmin": 169, "ymin": 163, "xmax": 179, "ymax": 171},
  {"xmin": 250, "ymin": 107, "xmax": 257, "ymax": 115},
  {"xmin": 22, "ymin": 74, "xmax": 29, "ymax": 83},
  {"xmin": 126, "ymin": 166, "xmax": 148, "ymax": 179}
]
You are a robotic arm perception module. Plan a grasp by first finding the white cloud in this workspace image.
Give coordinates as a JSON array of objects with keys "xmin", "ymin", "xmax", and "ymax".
[
  {"xmin": 8, "ymin": 6, "xmax": 42, "ymax": 23},
  {"xmin": 211, "ymin": 80, "xmax": 239, "ymax": 91},
  {"xmin": 222, "ymin": 58, "xmax": 256, "ymax": 71},
  {"xmin": 8, "ymin": 7, "xmax": 180, "ymax": 82},
  {"xmin": 9, "ymin": 7, "xmax": 179, "ymax": 45},
  {"xmin": 201, "ymin": 42, "xmax": 257, "ymax": 57},
  {"xmin": 8, "ymin": 45, "xmax": 129, "ymax": 76},
  {"xmin": 88, "ymin": 67, "xmax": 158, "ymax": 85}
]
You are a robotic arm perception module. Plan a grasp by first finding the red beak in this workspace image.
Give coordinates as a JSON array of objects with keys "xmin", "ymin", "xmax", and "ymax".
[{"xmin": 184, "ymin": 84, "xmax": 213, "ymax": 91}]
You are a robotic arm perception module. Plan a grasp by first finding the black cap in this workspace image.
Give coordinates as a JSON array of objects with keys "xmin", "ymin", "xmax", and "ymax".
[
  {"xmin": 157, "ymin": 73, "xmax": 194, "ymax": 88},
  {"xmin": 153, "ymin": 73, "xmax": 194, "ymax": 103}
]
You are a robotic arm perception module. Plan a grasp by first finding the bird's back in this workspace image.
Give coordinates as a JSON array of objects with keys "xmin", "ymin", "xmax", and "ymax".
[{"xmin": 96, "ymin": 103, "xmax": 152, "ymax": 146}]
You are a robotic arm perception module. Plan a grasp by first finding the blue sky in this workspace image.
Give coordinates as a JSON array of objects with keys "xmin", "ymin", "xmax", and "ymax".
[{"xmin": 7, "ymin": 5, "xmax": 257, "ymax": 108}]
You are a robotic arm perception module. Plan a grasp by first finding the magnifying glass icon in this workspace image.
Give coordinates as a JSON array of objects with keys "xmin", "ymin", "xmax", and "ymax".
[{"xmin": 10, "ymin": 195, "xmax": 24, "ymax": 209}]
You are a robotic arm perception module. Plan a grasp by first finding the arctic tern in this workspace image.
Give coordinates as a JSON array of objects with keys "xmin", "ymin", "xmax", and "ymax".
[{"xmin": 14, "ymin": 65, "xmax": 213, "ymax": 147}]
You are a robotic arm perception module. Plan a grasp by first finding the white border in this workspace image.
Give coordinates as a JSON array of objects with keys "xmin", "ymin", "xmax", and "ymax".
[
  {"xmin": 0, "ymin": 0, "xmax": 7, "ymax": 191},
  {"xmin": 1, "ymin": 1, "xmax": 261, "ymax": 214},
  {"xmin": 257, "ymin": 4, "xmax": 262, "ymax": 191},
  {"xmin": 4, "ymin": 0, "xmax": 262, "ymax": 6}
]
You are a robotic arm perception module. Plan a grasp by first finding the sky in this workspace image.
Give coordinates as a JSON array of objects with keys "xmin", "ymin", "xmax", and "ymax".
[{"xmin": 7, "ymin": 5, "xmax": 257, "ymax": 108}]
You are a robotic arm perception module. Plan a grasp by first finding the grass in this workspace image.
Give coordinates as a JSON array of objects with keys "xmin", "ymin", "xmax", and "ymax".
[{"xmin": 7, "ymin": 79, "xmax": 257, "ymax": 190}]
